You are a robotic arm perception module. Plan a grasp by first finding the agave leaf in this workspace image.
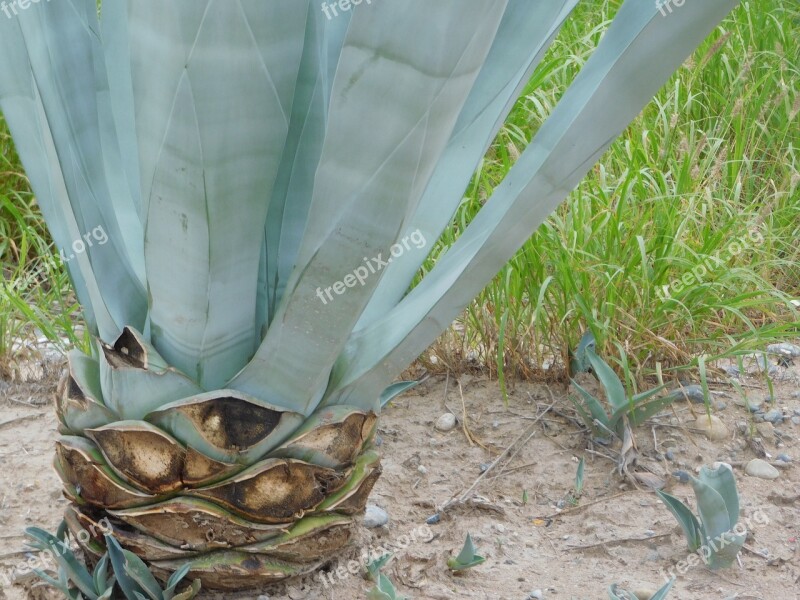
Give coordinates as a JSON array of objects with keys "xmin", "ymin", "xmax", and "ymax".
[
  {"xmin": 325, "ymin": 0, "xmax": 740, "ymax": 407},
  {"xmin": 231, "ymin": 0, "xmax": 509, "ymax": 415},
  {"xmin": 358, "ymin": 0, "xmax": 580, "ymax": 326},
  {"xmin": 25, "ymin": 527, "xmax": 98, "ymax": 600},
  {"xmin": 32, "ymin": 569, "xmax": 73, "ymax": 597},
  {"xmin": 380, "ymin": 380, "xmax": 424, "ymax": 409},
  {"xmin": 57, "ymin": 350, "xmax": 117, "ymax": 433},
  {"xmin": 651, "ymin": 579, "xmax": 676, "ymax": 600},
  {"xmin": 106, "ymin": 535, "xmax": 160, "ymax": 600},
  {"xmin": 92, "ymin": 554, "xmax": 110, "ymax": 596},
  {"xmin": 569, "ymin": 380, "xmax": 611, "ymax": 432},
  {"xmin": 655, "ymin": 490, "xmax": 704, "ymax": 551},
  {"xmin": 694, "ymin": 463, "xmax": 739, "ymax": 528},
  {"xmin": 97, "ymin": 328, "xmax": 204, "ymax": 420},
  {"xmin": 12, "ymin": 1, "xmax": 147, "ymax": 334},
  {"xmin": 120, "ymin": 550, "xmax": 165, "ymax": 600},
  {"xmin": 585, "ymin": 349, "xmax": 628, "ymax": 416},
  {"xmin": 0, "ymin": 15, "xmax": 126, "ymax": 339},
  {"xmin": 690, "ymin": 472, "xmax": 736, "ymax": 543},
  {"xmin": 264, "ymin": 4, "xmax": 352, "ymax": 324},
  {"xmin": 366, "ymin": 553, "xmax": 392, "ymax": 582},
  {"xmin": 368, "ymin": 573, "xmax": 406, "ymax": 600}
]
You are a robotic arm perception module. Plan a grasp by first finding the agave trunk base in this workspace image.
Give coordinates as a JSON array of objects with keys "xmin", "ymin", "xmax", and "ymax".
[{"xmin": 55, "ymin": 352, "xmax": 382, "ymax": 590}]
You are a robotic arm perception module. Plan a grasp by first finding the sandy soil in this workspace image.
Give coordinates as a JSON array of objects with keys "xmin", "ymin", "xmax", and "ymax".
[{"xmin": 0, "ymin": 353, "xmax": 798, "ymax": 600}]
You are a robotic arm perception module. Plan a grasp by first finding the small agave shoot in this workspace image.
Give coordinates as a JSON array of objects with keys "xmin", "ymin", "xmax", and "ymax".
[
  {"xmin": 569, "ymin": 332, "xmax": 674, "ymax": 440},
  {"xmin": 1, "ymin": 0, "xmax": 739, "ymax": 590},
  {"xmin": 447, "ymin": 534, "xmax": 486, "ymax": 572},
  {"xmin": 368, "ymin": 573, "xmax": 409, "ymax": 600},
  {"xmin": 656, "ymin": 463, "xmax": 746, "ymax": 569},
  {"xmin": 608, "ymin": 579, "xmax": 674, "ymax": 600}
]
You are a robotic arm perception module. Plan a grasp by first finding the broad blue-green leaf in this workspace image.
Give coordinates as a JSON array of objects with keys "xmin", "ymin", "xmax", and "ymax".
[
  {"xmin": 326, "ymin": 0, "xmax": 740, "ymax": 407},
  {"xmin": 655, "ymin": 490, "xmax": 704, "ymax": 551},
  {"xmin": 358, "ymin": 0, "xmax": 580, "ymax": 326},
  {"xmin": 232, "ymin": 0, "xmax": 509, "ymax": 414},
  {"xmin": 262, "ymin": 4, "xmax": 350, "ymax": 328},
  {"xmin": 118, "ymin": 1, "xmax": 308, "ymax": 388}
]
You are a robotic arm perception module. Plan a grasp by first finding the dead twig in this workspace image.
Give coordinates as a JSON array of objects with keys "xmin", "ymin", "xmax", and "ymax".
[
  {"xmin": 566, "ymin": 532, "xmax": 671, "ymax": 551},
  {"xmin": 437, "ymin": 392, "xmax": 557, "ymax": 515}
]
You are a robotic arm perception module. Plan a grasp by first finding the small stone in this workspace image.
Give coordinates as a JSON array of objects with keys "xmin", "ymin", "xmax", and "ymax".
[
  {"xmin": 755, "ymin": 421, "xmax": 776, "ymax": 442},
  {"xmin": 745, "ymin": 458, "xmax": 780, "ymax": 480},
  {"xmin": 723, "ymin": 365, "xmax": 741, "ymax": 378},
  {"xmin": 528, "ymin": 590, "xmax": 543, "ymax": 600},
  {"xmin": 693, "ymin": 415, "xmax": 728, "ymax": 441},
  {"xmin": 479, "ymin": 463, "xmax": 490, "ymax": 473},
  {"xmin": 777, "ymin": 453, "xmax": 791, "ymax": 463},
  {"xmin": 435, "ymin": 413, "xmax": 457, "ymax": 432},
  {"xmin": 734, "ymin": 396, "xmax": 763, "ymax": 411},
  {"xmin": 716, "ymin": 401, "xmax": 728, "ymax": 411},
  {"xmin": 671, "ymin": 384, "xmax": 706, "ymax": 404},
  {"xmin": 257, "ymin": 595, "xmax": 270, "ymax": 600},
  {"xmin": 426, "ymin": 513, "xmax": 441, "ymax": 525},
  {"xmin": 417, "ymin": 465, "xmax": 428, "ymax": 475},
  {"xmin": 792, "ymin": 416, "xmax": 800, "ymax": 426},
  {"xmin": 492, "ymin": 420, "xmax": 500, "ymax": 428},
  {"xmin": 495, "ymin": 523, "xmax": 506, "ymax": 533},
  {"xmin": 287, "ymin": 587, "xmax": 306, "ymax": 600},
  {"xmin": 665, "ymin": 449, "xmax": 675, "ymax": 461},
  {"xmin": 764, "ymin": 409, "xmax": 784, "ymax": 424},
  {"xmin": 767, "ymin": 342, "xmax": 800, "ymax": 358},
  {"xmin": 374, "ymin": 435, "xmax": 383, "ymax": 447},
  {"xmin": 631, "ymin": 588, "xmax": 658, "ymax": 600},
  {"xmin": 673, "ymin": 470, "xmax": 690, "ymax": 483},
  {"xmin": 364, "ymin": 505, "xmax": 389, "ymax": 528}
]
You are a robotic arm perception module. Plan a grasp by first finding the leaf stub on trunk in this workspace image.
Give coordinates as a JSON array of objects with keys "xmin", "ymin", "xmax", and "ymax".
[
  {"xmin": 56, "ymin": 437, "xmax": 158, "ymax": 510},
  {"xmin": 111, "ymin": 497, "xmax": 286, "ymax": 551},
  {"xmin": 86, "ymin": 422, "xmax": 186, "ymax": 495},
  {"xmin": 188, "ymin": 459, "xmax": 346, "ymax": 524}
]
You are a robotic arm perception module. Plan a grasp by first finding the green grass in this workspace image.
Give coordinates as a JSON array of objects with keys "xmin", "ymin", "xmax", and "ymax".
[
  {"xmin": 1, "ymin": 0, "xmax": 798, "ymax": 385},
  {"xmin": 422, "ymin": 0, "xmax": 800, "ymax": 384}
]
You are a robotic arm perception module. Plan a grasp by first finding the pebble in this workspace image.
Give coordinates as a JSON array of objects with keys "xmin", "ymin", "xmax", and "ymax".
[
  {"xmin": 764, "ymin": 409, "xmax": 784, "ymax": 424},
  {"xmin": 426, "ymin": 513, "xmax": 441, "ymax": 525},
  {"xmin": 374, "ymin": 435, "xmax": 383, "ymax": 447},
  {"xmin": 777, "ymin": 453, "xmax": 791, "ymax": 463},
  {"xmin": 495, "ymin": 523, "xmax": 506, "ymax": 533},
  {"xmin": 671, "ymin": 384, "xmax": 706, "ymax": 404},
  {"xmin": 287, "ymin": 587, "xmax": 306, "ymax": 600},
  {"xmin": 716, "ymin": 401, "xmax": 728, "ymax": 411},
  {"xmin": 793, "ymin": 407, "xmax": 800, "ymax": 415},
  {"xmin": 734, "ymin": 396, "xmax": 763, "ymax": 411},
  {"xmin": 755, "ymin": 422, "xmax": 776, "ymax": 442},
  {"xmin": 745, "ymin": 459, "xmax": 780, "ymax": 480},
  {"xmin": 364, "ymin": 505, "xmax": 389, "ymax": 528},
  {"xmin": 793, "ymin": 416, "xmax": 800, "ymax": 426},
  {"xmin": 417, "ymin": 465, "xmax": 428, "ymax": 475},
  {"xmin": 527, "ymin": 590, "xmax": 543, "ymax": 600},
  {"xmin": 257, "ymin": 595, "xmax": 270, "ymax": 600},
  {"xmin": 665, "ymin": 449, "xmax": 675, "ymax": 461},
  {"xmin": 492, "ymin": 420, "xmax": 500, "ymax": 428},
  {"xmin": 673, "ymin": 470, "xmax": 690, "ymax": 483},
  {"xmin": 435, "ymin": 412, "xmax": 457, "ymax": 432},
  {"xmin": 693, "ymin": 415, "xmax": 728, "ymax": 441},
  {"xmin": 766, "ymin": 342, "xmax": 800, "ymax": 358},
  {"xmin": 480, "ymin": 463, "xmax": 491, "ymax": 473},
  {"xmin": 723, "ymin": 365, "xmax": 741, "ymax": 378}
]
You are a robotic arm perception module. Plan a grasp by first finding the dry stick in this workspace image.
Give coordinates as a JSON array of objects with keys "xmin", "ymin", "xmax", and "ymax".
[
  {"xmin": 565, "ymin": 532, "xmax": 671, "ymax": 551},
  {"xmin": 0, "ymin": 413, "xmax": 44, "ymax": 431},
  {"xmin": 537, "ymin": 491, "xmax": 634, "ymax": 520},
  {"xmin": 438, "ymin": 394, "xmax": 557, "ymax": 515}
]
